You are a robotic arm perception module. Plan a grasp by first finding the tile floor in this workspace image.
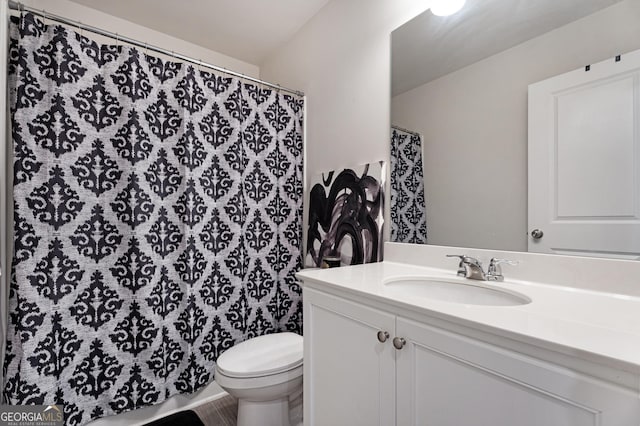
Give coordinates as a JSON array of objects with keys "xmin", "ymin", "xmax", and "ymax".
[
  {"xmin": 192, "ymin": 395, "xmax": 238, "ymax": 425},
  {"xmin": 189, "ymin": 393, "xmax": 303, "ymax": 426}
]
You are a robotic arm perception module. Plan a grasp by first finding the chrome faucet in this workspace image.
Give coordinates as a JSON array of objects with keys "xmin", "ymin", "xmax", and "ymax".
[
  {"xmin": 446, "ymin": 255, "xmax": 486, "ymax": 280},
  {"xmin": 447, "ymin": 255, "xmax": 518, "ymax": 281}
]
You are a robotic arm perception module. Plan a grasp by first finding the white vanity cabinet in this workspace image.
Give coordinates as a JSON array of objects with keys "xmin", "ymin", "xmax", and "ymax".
[{"xmin": 304, "ymin": 287, "xmax": 640, "ymax": 426}]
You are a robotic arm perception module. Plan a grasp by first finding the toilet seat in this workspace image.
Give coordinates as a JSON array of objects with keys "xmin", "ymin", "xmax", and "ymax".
[
  {"xmin": 215, "ymin": 364, "xmax": 302, "ymax": 390},
  {"xmin": 216, "ymin": 332, "xmax": 303, "ymax": 379}
]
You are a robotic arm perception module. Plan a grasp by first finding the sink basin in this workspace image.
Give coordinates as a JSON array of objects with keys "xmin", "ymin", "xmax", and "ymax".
[{"xmin": 383, "ymin": 277, "xmax": 531, "ymax": 306}]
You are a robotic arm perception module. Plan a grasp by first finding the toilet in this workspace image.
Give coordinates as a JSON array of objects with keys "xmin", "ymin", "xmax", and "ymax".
[{"xmin": 215, "ymin": 332, "xmax": 303, "ymax": 426}]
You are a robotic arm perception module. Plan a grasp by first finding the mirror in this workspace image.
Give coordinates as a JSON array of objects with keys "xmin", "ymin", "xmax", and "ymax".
[{"xmin": 390, "ymin": 0, "xmax": 640, "ymax": 256}]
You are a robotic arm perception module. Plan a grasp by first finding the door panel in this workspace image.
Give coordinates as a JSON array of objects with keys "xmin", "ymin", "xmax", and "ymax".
[
  {"xmin": 396, "ymin": 317, "xmax": 639, "ymax": 426},
  {"xmin": 304, "ymin": 288, "xmax": 396, "ymax": 426},
  {"xmin": 528, "ymin": 49, "xmax": 640, "ymax": 258},
  {"xmin": 556, "ymin": 76, "xmax": 635, "ymax": 218}
]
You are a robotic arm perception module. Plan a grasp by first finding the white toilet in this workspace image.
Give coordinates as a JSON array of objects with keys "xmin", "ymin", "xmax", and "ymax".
[{"xmin": 215, "ymin": 332, "xmax": 303, "ymax": 426}]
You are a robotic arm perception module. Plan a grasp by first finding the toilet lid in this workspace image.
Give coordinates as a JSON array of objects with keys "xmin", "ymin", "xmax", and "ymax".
[{"xmin": 216, "ymin": 332, "xmax": 303, "ymax": 378}]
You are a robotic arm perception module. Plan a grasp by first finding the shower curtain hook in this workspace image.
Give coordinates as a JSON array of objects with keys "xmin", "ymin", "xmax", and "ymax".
[
  {"xmin": 144, "ymin": 41, "xmax": 149, "ymax": 57},
  {"xmin": 42, "ymin": 9, "xmax": 47, "ymax": 27},
  {"xmin": 18, "ymin": 3, "xmax": 25, "ymax": 31},
  {"xmin": 240, "ymin": 72, "xmax": 248, "ymax": 90},
  {"xmin": 76, "ymin": 20, "xmax": 84, "ymax": 46}
]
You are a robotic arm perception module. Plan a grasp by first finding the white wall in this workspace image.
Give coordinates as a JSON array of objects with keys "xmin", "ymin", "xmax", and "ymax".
[
  {"xmin": 19, "ymin": 0, "xmax": 259, "ymax": 77},
  {"xmin": 260, "ymin": 0, "xmax": 432, "ymax": 250},
  {"xmin": 392, "ymin": 0, "xmax": 640, "ymax": 251}
]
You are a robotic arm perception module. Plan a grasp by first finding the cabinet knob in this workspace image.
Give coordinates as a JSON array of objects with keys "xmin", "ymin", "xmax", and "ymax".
[
  {"xmin": 377, "ymin": 330, "xmax": 389, "ymax": 343},
  {"xmin": 393, "ymin": 337, "xmax": 406, "ymax": 350}
]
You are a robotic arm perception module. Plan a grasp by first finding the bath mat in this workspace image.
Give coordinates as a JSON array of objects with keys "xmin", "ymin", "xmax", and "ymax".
[{"xmin": 143, "ymin": 410, "xmax": 205, "ymax": 426}]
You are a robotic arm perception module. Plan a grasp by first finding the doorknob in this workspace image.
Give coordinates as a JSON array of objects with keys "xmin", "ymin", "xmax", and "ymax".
[{"xmin": 530, "ymin": 229, "xmax": 544, "ymax": 239}]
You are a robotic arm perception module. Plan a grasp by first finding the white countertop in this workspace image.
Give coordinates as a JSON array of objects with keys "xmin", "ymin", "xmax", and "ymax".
[{"xmin": 297, "ymin": 261, "xmax": 640, "ymax": 374}]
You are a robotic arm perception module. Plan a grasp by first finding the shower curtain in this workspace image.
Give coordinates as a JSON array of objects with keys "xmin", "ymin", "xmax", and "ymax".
[
  {"xmin": 390, "ymin": 127, "xmax": 427, "ymax": 243},
  {"xmin": 3, "ymin": 13, "xmax": 303, "ymax": 424}
]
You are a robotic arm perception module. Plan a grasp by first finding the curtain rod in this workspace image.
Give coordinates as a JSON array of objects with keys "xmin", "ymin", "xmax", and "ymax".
[
  {"xmin": 7, "ymin": 0, "xmax": 305, "ymax": 97},
  {"xmin": 392, "ymin": 125, "xmax": 421, "ymax": 137}
]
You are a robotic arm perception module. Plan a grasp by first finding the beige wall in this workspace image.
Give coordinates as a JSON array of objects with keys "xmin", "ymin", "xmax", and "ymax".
[
  {"xmin": 260, "ymin": 0, "xmax": 432, "ymax": 249},
  {"xmin": 392, "ymin": 0, "xmax": 640, "ymax": 251},
  {"xmin": 20, "ymin": 0, "xmax": 260, "ymax": 77}
]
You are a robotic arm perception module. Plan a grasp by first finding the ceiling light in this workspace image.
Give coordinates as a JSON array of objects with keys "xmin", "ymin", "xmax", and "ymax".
[{"xmin": 430, "ymin": 0, "xmax": 466, "ymax": 16}]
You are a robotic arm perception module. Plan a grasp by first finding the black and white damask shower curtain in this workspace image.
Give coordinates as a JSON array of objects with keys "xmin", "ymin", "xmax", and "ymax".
[
  {"xmin": 3, "ymin": 13, "xmax": 303, "ymax": 425},
  {"xmin": 390, "ymin": 128, "xmax": 427, "ymax": 243}
]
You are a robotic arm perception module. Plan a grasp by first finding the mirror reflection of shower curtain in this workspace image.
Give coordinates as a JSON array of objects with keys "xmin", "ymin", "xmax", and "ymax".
[{"xmin": 390, "ymin": 127, "xmax": 427, "ymax": 243}]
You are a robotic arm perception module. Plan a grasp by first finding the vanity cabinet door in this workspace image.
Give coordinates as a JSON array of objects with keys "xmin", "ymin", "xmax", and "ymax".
[
  {"xmin": 396, "ymin": 317, "xmax": 639, "ymax": 426},
  {"xmin": 304, "ymin": 288, "xmax": 396, "ymax": 426}
]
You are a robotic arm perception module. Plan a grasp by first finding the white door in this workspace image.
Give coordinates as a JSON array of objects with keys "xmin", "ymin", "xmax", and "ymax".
[
  {"xmin": 395, "ymin": 317, "xmax": 640, "ymax": 426},
  {"xmin": 303, "ymin": 288, "xmax": 396, "ymax": 426},
  {"xmin": 528, "ymin": 49, "xmax": 640, "ymax": 259}
]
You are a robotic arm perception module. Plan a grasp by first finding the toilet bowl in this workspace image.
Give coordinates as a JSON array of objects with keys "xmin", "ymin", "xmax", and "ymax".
[{"xmin": 215, "ymin": 332, "xmax": 303, "ymax": 426}]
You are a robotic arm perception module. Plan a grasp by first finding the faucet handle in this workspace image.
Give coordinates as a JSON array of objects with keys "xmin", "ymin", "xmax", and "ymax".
[
  {"xmin": 487, "ymin": 258, "xmax": 519, "ymax": 281},
  {"xmin": 489, "ymin": 258, "xmax": 519, "ymax": 267},
  {"xmin": 446, "ymin": 254, "xmax": 469, "ymax": 277}
]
